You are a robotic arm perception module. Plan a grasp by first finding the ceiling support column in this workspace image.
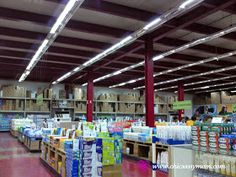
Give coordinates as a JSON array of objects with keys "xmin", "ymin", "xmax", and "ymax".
[
  {"xmin": 145, "ymin": 36, "xmax": 155, "ymax": 127},
  {"xmin": 86, "ymin": 72, "xmax": 94, "ymax": 122}
]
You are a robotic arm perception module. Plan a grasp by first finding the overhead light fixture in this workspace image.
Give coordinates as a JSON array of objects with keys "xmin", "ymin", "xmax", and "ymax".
[
  {"xmin": 52, "ymin": 81, "xmax": 57, "ymax": 85},
  {"xmin": 153, "ymin": 54, "xmax": 164, "ymax": 61},
  {"xmin": 231, "ymin": 90, "xmax": 236, "ymax": 93},
  {"xmin": 128, "ymin": 80, "xmax": 137, "ymax": 84},
  {"xmin": 143, "ymin": 18, "xmax": 163, "ymax": 30},
  {"xmin": 50, "ymin": 0, "xmax": 83, "ymax": 34},
  {"xmin": 52, "ymin": 0, "xmax": 203, "ymax": 84},
  {"xmin": 133, "ymin": 64, "xmax": 236, "ymax": 90},
  {"xmin": 200, "ymin": 86, "xmax": 210, "ymax": 89},
  {"xmin": 111, "ymin": 50, "xmax": 236, "ymax": 88},
  {"xmin": 82, "ymin": 83, "xmax": 87, "ymax": 87},
  {"xmin": 107, "ymin": 24, "xmax": 236, "ymax": 88},
  {"xmin": 19, "ymin": 0, "xmax": 84, "ymax": 83},
  {"xmin": 179, "ymin": 0, "xmax": 200, "ymax": 9},
  {"xmin": 113, "ymin": 70, "xmax": 122, "ymax": 76},
  {"xmin": 73, "ymin": 67, "xmax": 80, "ymax": 72},
  {"xmin": 196, "ymin": 86, "xmax": 236, "ymax": 94}
]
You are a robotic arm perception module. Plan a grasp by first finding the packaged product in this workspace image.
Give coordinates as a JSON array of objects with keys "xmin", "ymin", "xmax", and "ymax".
[{"xmin": 219, "ymin": 156, "xmax": 226, "ymax": 175}]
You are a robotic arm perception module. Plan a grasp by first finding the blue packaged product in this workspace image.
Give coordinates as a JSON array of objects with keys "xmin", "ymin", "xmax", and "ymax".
[{"xmin": 79, "ymin": 139, "xmax": 96, "ymax": 150}]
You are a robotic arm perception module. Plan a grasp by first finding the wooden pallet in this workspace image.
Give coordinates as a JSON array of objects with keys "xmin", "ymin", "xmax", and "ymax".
[{"xmin": 123, "ymin": 139, "xmax": 169, "ymax": 161}]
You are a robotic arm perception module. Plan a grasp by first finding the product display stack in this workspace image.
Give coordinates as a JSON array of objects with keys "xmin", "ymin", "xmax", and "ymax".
[
  {"xmin": 191, "ymin": 122, "xmax": 236, "ymax": 177},
  {"xmin": 66, "ymin": 138, "xmax": 103, "ymax": 177},
  {"xmin": 40, "ymin": 121, "xmax": 123, "ymax": 177},
  {"xmin": 191, "ymin": 122, "xmax": 236, "ymax": 153}
]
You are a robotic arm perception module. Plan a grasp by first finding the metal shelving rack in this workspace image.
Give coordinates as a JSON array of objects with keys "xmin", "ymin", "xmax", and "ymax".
[{"xmin": 0, "ymin": 96, "xmax": 177, "ymax": 121}]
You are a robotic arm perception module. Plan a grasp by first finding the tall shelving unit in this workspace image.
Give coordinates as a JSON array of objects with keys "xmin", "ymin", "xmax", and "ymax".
[
  {"xmin": 0, "ymin": 97, "xmax": 175, "ymax": 121},
  {"xmin": 0, "ymin": 86, "xmax": 178, "ymax": 130}
]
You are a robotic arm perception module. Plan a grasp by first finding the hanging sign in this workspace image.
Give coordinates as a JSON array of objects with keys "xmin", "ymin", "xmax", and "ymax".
[{"xmin": 173, "ymin": 100, "xmax": 192, "ymax": 110}]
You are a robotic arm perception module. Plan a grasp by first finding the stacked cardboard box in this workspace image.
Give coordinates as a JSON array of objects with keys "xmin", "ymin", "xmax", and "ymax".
[
  {"xmin": 157, "ymin": 104, "xmax": 167, "ymax": 114},
  {"xmin": 99, "ymin": 103, "xmax": 114, "ymax": 112},
  {"xmin": 2, "ymin": 85, "xmax": 26, "ymax": 97},
  {"xmin": 1, "ymin": 100, "xmax": 24, "ymax": 111},
  {"xmin": 221, "ymin": 91, "xmax": 236, "ymax": 104},
  {"xmin": 25, "ymin": 100, "xmax": 49, "ymax": 112},
  {"xmin": 118, "ymin": 103, "xmax": 135, "ymax": 113},
  {"xmin": 136, "ymin": 104, "xmax": 144, "ymax": 114},
  {"xmin": 74, "ymin": 102, "xmax": 86, "ymax": 112},
  {"xmin": 59, "ymin": 90, "xmax": 66, "ymax": 99},
  {"xmin": 97, "ymin": 93, "xmax": 117, "ymax": 101},
  {"xmin": 74, "ymin": 88, "xmax": 86, "ymax": 100},
  {"xmin": 167, "ymin": 96, "xmax": 177, "ymax": 104},
  {"xmin": 43, "ymin": 88, "xmax": 52, "ymax": 99},
  {"xmin": 211, "ymin": 92, "xmax": 221, "ymax": 104},
  {"xmin": 119, "ymin": 93, "xmax": 138, "ymax": 102}
]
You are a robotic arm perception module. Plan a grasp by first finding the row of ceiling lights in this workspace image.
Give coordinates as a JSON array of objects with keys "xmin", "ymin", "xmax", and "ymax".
[
  {"xmin": 19, "ymin": 0, "xmax": 85, "ymax": 82},
  {"xmin": 52, "ymin": 0, "xmax": 204, "ymax": 84},
  {"xmin": 134, "ymin": 63, "xmax": 236, "ymax": 90},
  {"xmin": 109, "ymin": 25, "xmax": 236, "ymax": 89},
  {"xmin": 195, "ymin": 86, "xmax": 236, "ymax": 94},
  {"xmin": 155, "ymin": 75, "xmax": 236, "ymax": 92}
]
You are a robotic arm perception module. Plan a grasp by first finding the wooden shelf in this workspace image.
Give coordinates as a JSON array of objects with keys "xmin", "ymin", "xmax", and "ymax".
[
  {"xmin": 0, "ymin": 110, "xmax": 24, "ymax": 113},
  {"xmin": 0, "ymin": 97, "xmax": 25, "ymax": 100},
  {"xmin": 25, "ymin": 98, "xmax": 51, "ymax": 101},
  {"xmin": 96, "ymin": 112, "xmax": 116, "ymax": 114},
  {"xmin": 116, "ymin": 112, "xmax": 135, "ymax": 114},
  {"xmin": 74, "ymin": 111, "xmax": 86, "ymax": 114},
  {"xmin": 25, "ymin": 111, "xmax": 50, "ymax": 114}
]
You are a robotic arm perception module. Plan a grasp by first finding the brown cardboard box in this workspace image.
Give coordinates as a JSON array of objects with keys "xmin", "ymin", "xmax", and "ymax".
[
  {"xmin": 2, "ymin": 85, "xmax": 26, "ymax": 97},
  {"xmin": 157, "ymin": 105, "xmax": 167, "ymax": 114},
  {"xmin": 119, "ymin": 93, "xmax": 138, "ymax": 102},
  {"xmin": 59, "ymin": 90, "xmax": 66, "ymax": 99},
  {"xmin": 136, "ymin": 104, "xmax": 144, "ymax": 114},
  {"xmin": 211, "ymin": 92, "xmax": 220, "ymax": 104},
  {"xmin": 74, "ymin": 87, "xmax": 85, "ymax": 100}
]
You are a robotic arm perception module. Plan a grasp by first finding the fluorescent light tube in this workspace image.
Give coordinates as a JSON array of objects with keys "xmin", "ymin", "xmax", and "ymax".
[
  {"xmin": 153, "ymin": 55, "xmax": 164, "ymax": 61},
  {"xmin": 50, "ymin": 0, "xmax": 78, "ymax": 34},
  {"xmin": 73, "ymin": 67, "xmax": 80, "ymax": 72},
  {"xmin": 113, "ymin": 71, "xmax": 122, "ymax": 76},
  {"xmin": 179, "ymin": 0, "xmax": 197, "ymax": 9},
  {"xmin": 25, "ymin": 71, "xmax": 30, "ymax": 75},
  {"xmin": 143, "ymin": 17, "xmax": 162, "ymax": 30},
  {"xmin": 128, "ymin": 80, "xmax": 137, "ymax": 84}
]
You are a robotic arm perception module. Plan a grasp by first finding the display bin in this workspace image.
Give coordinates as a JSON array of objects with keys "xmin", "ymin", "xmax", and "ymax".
[
  {"xmin": 23, "ymin": 135, "xmax": 42, "ymax": 152},
  {"xmin": 123, "ymin": 139, "xmax": 169, "ymax": 162},
  {"xmin": 10, "ymin": 129, "xmax": 19, "ymax": 137},
  {"xmin": 17, "ymin": 131, "xmax": 25, "ymax": 143},
  {"xmin": 41, "ymin": 142, "xmax": 66, "ymax": 177}
]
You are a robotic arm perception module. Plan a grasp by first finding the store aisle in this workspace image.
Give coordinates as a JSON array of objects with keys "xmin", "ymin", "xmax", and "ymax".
[
  {"xmin": 0, "ymin": 133, "xmax": 167, "ymax": 177},
  {"xmin": 0, "ymin": 133, "xmax": 54, "ymax": 177}
]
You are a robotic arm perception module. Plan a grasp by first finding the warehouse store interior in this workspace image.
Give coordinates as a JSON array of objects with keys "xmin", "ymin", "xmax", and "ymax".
[{"xmin": 0, "ymin": 0, "xmax": 236, "ymax": 177}]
